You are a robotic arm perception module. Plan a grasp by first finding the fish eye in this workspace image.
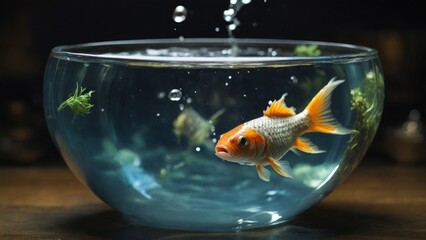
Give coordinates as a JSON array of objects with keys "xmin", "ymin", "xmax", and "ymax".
[{"xmin": 238, "ymin": 136, "xmax": 249, "ymax": 148}]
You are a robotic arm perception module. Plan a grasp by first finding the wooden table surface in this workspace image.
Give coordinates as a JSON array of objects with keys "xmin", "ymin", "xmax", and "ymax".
[{"xmin": 0, "ymin": 161, "xmax": 425, "ymax": 240}]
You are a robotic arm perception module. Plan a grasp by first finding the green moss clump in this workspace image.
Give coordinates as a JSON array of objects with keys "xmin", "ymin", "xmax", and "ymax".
[
  {"xmin": 294, "ymin": 44, "xmax": 321, "ymax": 57},
  {"xmin": 57, "ymin": 82, "xmax": 95, "ymax": 122},
  {"xmin": 343, "ymin": 70, "xmax": 383, "ymax": 175}
]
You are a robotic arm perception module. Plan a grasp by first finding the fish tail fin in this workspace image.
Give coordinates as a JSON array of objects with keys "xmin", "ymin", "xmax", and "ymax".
[{"xmin": 304, "ymin": 78, "xmax": 351, "ymax": 135}]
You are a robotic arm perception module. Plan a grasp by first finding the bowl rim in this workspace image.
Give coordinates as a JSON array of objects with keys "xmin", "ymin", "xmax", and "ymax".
[{"xmin": 50, "ymin": 38, "xmax": 378, "ymax": 64}]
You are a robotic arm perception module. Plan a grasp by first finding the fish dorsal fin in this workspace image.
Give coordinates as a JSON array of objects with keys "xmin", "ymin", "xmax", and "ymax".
[{"xmin": 263, "ymin": 94, "xmax": 296, "ymax": 118}]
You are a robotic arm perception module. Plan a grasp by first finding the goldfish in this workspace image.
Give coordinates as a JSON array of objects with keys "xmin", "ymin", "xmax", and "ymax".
[
  {"xmin": 215, "ymin": 78, "xmax": 350, "ymax": 182},
  {"xmin": 174, "ymin": 108, "xmax": 225, "ymax": 147}
]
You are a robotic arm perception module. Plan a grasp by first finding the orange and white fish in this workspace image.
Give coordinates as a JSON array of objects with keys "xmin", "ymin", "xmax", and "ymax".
[{"xmin": 215, "ymin": 78, "xmax": 350, "ymax": 181}]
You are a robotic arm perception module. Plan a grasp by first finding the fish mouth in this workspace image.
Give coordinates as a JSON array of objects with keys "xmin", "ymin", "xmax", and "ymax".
[{"xmin": 215, "ymin": 145, "xmax": 231, "ymax": 159}]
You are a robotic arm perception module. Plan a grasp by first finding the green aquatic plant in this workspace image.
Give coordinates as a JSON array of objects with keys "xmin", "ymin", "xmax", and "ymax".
[
  {"xmin": 294, "ymin": 44, "xmax": 321, "ymax": 57},
  {"xmin": 337, "ymin": 70, "xmax": 383, "ymax": 181},
  {"xmin": 57, "ymin": 82, "xmax": 95, "ymax": 122},
  {"xmin": 348, "ymin": 72, "xmax": 382, "ymax": 151}
]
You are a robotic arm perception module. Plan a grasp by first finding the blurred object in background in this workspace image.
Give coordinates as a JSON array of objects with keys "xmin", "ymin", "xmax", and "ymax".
[
  {"xmin": 0, "ymin": 100, "xmax": 50, "ymax": 164},
  {"xmin": 383, "ymin": 109, "xmax": 426, "ymax": 164},
  {"xmin": 0, "ymin": 2, "xmax": 57, "ymax": 164}
]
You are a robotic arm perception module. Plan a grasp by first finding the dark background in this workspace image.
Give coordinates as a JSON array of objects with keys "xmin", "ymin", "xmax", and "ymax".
[{"xmin": 1, "ymin": 0, "xmax": 425, "ymax": 165}]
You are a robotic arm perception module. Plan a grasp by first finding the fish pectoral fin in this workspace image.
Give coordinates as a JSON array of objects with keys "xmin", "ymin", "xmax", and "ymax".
[
  {"xmin": 265, "ymin": 157, "xmax": 294, "ymax": 178},
  {"xmin": 293, "ymin": 137, "xmax": 325, "ymax": 154},
  {"xmin": 263, "ymin": 94, "xmax": 296, "ymax": 118},
  {"xmin": 256, "ymin": 165, "xmax": 271, "ymax": 182},
  {"xmin": 290, "ymin": 148, "xmax": 301, "ymax": 156}
]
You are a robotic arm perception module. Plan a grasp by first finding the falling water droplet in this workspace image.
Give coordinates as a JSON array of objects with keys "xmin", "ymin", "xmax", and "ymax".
[
  {"xmin": 168, "ymin": 89, "xmax": 182, "ymax": 101},
  {"xmin": 223, "ymin": 9, "xmax": 235, "ymax": 22},
  {"xmin": 173, "ymin": 5, "xmax": 187, "ymax": 23}
]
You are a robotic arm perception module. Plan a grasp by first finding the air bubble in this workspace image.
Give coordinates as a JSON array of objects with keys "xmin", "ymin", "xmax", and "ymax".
[
  {"xmin": 156, "ymin": 113, "xmax": 160, "ymax": 117},
  {"xmin": 268, "ymin": 48, "xmax": 278, "ymax": 56},
  {"xmin": 186, "ymin": 97, "xmax": 192, "ymax": 104},
  {"xmin": 242, "ymin": 0, "xmax": 252, "ymax": 4},
  {"xmin": 222, "ymin": 49, "xmax": 232, "ymax": 55},
  {"xmin": 228, "ymin": 76, "xmax": 232, "ymax": 79},
  {"xmin": 157, "ymin": 91, "xmax": 166, "ymax": 99},
  {"xmin": 195, "ymin": 147, "xmax": 201, "ymax": 152},
  {"xmin": 179, "ymin": 104, "xmax": 185, "ymax": 111},
  {"xmin": 173, "ymin": 5, "xmax": 187, "ymax": 23},
  {"xmin": 212, "ymin": 138, "xmax": 217, "ymax": 143},
  {"xmin": 215, "ymin": 27, "xmax": 220, "ymax": 32},
  {"xmin": 168, "ymin": 89, "xmax": 182, "ymax": 101},
  {"xmin": 225, "ymin": 82, "xmax": 229, "ymax": 86},
  {"xmin": 290, "ymin": 76, "xmax": 299, "ymax": 84}
]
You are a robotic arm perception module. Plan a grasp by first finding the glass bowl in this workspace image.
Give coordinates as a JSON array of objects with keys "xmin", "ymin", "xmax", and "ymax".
[{"xmin": 43, "ymin": 39, "xmax": 384, "ymax": 231}]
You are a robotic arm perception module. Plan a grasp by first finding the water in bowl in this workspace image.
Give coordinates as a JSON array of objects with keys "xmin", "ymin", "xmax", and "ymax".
[{"xmin": 44, "ymin": 40, "xmax": 383, "ymax": 231}]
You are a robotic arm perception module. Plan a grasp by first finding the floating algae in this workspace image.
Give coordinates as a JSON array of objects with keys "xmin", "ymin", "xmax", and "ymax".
[{"xmin": 57, "ymin": 82, "xmax": 95, "ymax": 122}]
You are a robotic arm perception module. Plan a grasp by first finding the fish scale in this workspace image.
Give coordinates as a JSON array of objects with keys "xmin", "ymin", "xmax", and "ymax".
[{"xmin": 246, "ymin": 113, "xmax": 309, "ymax": 160}]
